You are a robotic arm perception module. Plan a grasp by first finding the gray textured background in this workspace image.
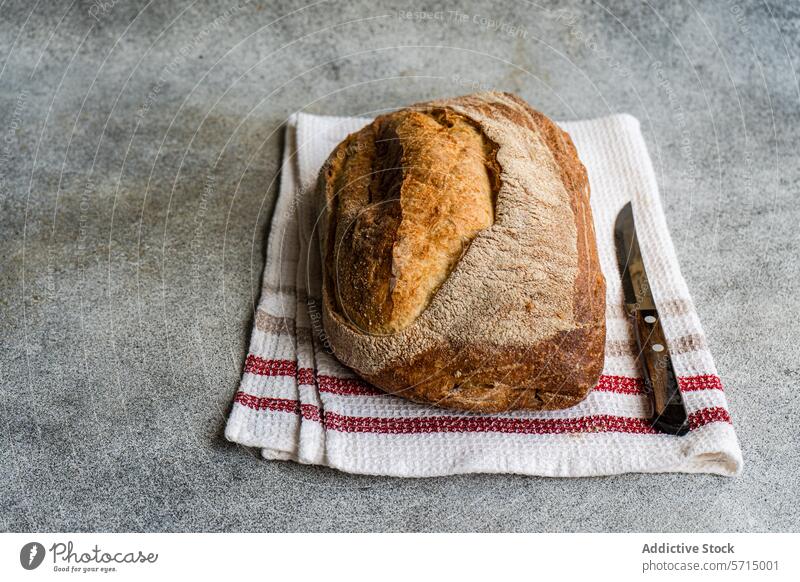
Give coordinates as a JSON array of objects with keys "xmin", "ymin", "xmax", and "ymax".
[{"xmin": 1, "ymin": 0, "xmax": 798, "ymax": 532}]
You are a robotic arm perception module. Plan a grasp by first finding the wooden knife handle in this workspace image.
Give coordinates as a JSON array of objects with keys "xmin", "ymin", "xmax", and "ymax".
[{"xmin": 632, "ymin": 308, "xmax": 689, "ymax": 435}]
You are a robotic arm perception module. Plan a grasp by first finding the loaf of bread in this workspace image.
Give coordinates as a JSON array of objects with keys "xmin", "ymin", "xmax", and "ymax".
[{"xmin": 317, "ymin": 92, "xmax": 605, "ymax": 412}]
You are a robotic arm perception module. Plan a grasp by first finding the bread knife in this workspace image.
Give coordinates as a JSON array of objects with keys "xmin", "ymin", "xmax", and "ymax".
[{"xmin": 614, "ymin": 202, "xmax": 689, "ymax": 436}]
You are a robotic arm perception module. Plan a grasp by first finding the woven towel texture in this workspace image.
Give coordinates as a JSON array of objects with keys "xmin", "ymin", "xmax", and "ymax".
[{"xmin": 224, "ymin": 112, "xmax": 743, "ymax": 478}]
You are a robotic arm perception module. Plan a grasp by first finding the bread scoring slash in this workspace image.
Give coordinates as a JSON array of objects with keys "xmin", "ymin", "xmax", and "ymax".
[{"xmin": 317, "ymin": 92, "xmax": 606, "ymax": 412}]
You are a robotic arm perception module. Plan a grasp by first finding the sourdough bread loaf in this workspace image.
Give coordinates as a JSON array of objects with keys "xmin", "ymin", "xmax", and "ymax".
[{"xmin": 317, "ymin": 92, "xmax": 606, "ymax": 412}]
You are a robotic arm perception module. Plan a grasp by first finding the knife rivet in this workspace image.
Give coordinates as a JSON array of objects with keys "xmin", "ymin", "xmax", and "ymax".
[
  {"xmin": 652, "ymin": 343, "xmax": 665, "ymax": 352},
  {"xmin": 644, "ymin": 315, "xmax": 657, "ymax": 324}
]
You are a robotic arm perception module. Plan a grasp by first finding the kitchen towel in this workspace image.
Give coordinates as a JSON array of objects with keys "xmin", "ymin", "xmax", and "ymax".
[{"xmin": 224, "ymin": 109, "xmax": 743, "ymax": 477}]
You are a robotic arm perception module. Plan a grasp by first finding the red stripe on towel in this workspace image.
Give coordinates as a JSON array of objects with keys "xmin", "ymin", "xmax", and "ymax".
[
  {"xmin": 243, "ymin": 355, "xmax": 296, "ymax": 376},
  {"xmin": 233, "ymin": 392, "xmax": 298, "ymax": 414},
  {"xmin": 300, "ymin": 403, "xmax": 321, "ymax": 422},
  {"xmin": 242, "ymin": 356, "xmax": 723, "ymax": 396},
  {"xmin": 679, "ymin": 375, "xmax": 724, "ymax": 392},
  {"xmin": 322, "ymin": 412, "xmax": 657, "ymax": 435},
  {"xmin": 233, "ymin": 391, "xmax": 732, "ymax": 434},
  {"xmin": 320, "ymin": 374, "xmax": 645, "ymax": 396},
  {"xmin": 232, "ymin": 393, "xmax": 321, "ymax": 422},
  {"xmin": 318, "ymin": 375, "xmax": 383, "ymax": 395},
  {"xmin": 593, "ymin": 375, "xmax": 643, "ymax": 394},
  {"xmin": 688, "ymin": 406, "xmax": 731, "ymax": 429},
  {"xmin": 297, "ymin": 367, "xmax": 315, "ymax": 385}
]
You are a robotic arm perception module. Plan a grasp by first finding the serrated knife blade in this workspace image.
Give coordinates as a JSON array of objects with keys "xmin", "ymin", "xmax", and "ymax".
[{"xmin": 614, "ymin": 202, "xmax": 689, "ymax": 436}]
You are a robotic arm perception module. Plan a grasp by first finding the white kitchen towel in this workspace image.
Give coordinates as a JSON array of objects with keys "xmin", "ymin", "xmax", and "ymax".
[{"xmin": 224, "ymin": 110, "xmax": 743, "ymax": 477}]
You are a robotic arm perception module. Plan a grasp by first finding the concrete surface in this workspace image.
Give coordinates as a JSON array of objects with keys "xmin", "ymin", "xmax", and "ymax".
[{"xmin": 1, "ymin": 0, "xmax": 798, "ymax": 532}]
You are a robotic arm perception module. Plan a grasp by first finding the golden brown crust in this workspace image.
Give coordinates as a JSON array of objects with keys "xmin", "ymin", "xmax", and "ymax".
[
  {"xmin": 323, "ymin": 109, "xmax": 498, "ymax": 334},
  {"xmin": 318, "ymin": 92, "xmax": 606, "ymax": 412}
]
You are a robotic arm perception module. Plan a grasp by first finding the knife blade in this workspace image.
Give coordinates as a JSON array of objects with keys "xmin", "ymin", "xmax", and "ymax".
[{"xmin": 614, "ymin": 202, "xmax": 689, "ymax": 436}]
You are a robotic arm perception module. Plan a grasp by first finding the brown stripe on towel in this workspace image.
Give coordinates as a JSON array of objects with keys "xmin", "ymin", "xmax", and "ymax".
[
  {"xmin": 606, "ymin": 298, "xmax": 693, "ymax": 320},
  {"xmin": 669, "ymin": 333, "xmax": 707, "ymax": 353},
  {"xmin": 255, "ymin": 310, "xmax": 295, "ymax": 334},
  {"xmin": 261, "ymin": 281, "xmax": 296, "ymax": 295},
  {"xmin": 605, "ymin": 332, "xmax": 707, "ymax": 358},
  {"xmin": 605, "ymin": 339, "xmax": 637, "ymax": 358},
  {"xmin": 296, "ymin": 326, "xmax": 313, "ymax": 344}
]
